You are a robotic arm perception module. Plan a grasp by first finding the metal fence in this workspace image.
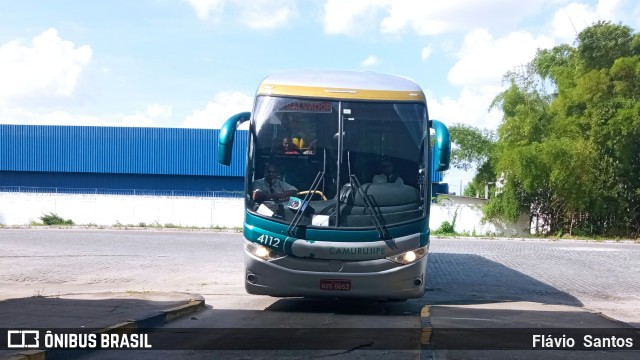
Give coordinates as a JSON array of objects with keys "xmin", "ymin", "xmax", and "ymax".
[{"xmin": 0, "ymin": 186, "xmax": 244, "ymax": 198}]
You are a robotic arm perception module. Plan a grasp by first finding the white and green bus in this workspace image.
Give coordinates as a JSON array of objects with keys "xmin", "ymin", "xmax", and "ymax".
[{"xmin": 218, "ymin": 70, "xmax": 450, "ymax": 300}]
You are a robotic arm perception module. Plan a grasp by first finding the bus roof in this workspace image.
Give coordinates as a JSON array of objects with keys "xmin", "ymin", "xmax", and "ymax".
[{"xmin": 257, "ymin": 70, "xmax": 426, "ymax": 102}]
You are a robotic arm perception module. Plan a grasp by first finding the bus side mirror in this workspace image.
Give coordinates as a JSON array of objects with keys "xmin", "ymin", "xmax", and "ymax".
[
  {"xmin": 429, "ymin": 119, "xmax": 450, "ymax": 171},
  {"xmin": 218, "ymin": 112, "xmax": 251, "ymax": 166}
]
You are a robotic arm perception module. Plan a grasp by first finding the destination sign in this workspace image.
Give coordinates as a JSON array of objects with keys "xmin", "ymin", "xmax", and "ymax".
[{"xmin": 278, "ymin": 102, "xmax": 333, "ymax": 113}]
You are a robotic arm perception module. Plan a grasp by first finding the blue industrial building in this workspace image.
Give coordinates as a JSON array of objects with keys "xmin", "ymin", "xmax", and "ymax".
[{"xmin": 0, "ymin": 124, "xmax": 443, "ymax": 196}]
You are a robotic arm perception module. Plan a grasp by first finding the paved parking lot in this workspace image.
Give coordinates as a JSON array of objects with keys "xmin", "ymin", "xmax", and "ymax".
[
  {"xmin": 1, "ymin": 229, "xmax": 639, "ymax": 359},
  {"xmin": 427, "ymin": 237, "xmax": 640, "ymax": 326},
  {"xmin": 1, "ymin": 229, "xmax": 638, "ymax": 327}
]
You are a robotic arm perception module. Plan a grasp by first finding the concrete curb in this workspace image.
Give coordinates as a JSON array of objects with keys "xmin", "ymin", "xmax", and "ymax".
[{"xmin": 2, "ymin": 297, "xmax": 205, "ymax": 360}]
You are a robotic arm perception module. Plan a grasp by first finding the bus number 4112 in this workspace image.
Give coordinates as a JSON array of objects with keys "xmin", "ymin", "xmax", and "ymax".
[{"xmin": 257, "ymin": 234, "xmax": 281, "ymax": 247}]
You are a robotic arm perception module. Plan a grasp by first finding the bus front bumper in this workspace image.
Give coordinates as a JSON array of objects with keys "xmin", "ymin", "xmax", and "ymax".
[{"xmin": 243, "ymin": 251, "xmax": 428, "ymax": 300}]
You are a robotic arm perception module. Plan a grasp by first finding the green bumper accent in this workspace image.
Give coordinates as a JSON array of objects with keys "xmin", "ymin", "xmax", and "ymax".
[{"xmin": 244, "ymin": 212, "xmax": 430, "ymax": 256}]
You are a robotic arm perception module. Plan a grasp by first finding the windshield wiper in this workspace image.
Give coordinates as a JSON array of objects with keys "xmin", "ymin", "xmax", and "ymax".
[
  {"xmin": 344, "ymin": 152, "xmax": 393, "ymax": 244},
  {"xmin": 287, "ymin": 171, "xmax": 324, "ymax": 237},
  {"xmin": 349, "ymin": 174, "xmax": 394, "ymax": 244}
]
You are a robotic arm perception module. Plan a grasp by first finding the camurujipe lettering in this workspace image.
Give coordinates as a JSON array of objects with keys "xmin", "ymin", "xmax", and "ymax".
[{"xmin": 329, "ymin": 247, "xmax": 385, "ymax": 255}]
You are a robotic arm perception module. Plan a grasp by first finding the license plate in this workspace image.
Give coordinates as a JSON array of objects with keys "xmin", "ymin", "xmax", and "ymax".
[{"xmin": 320, "ymin": 279, "xmax": 351, "ymax": 291}]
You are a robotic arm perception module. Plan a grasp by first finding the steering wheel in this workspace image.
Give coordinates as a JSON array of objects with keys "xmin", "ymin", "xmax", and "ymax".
[{"xmin": 296, "ymin": 190, "xmax": 327, "ymax": 201}]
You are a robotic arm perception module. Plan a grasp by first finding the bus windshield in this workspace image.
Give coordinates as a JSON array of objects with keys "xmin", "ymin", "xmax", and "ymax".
[{"xmin": 247, "ymin": 95, "xmax": 428, "ymax": 229}]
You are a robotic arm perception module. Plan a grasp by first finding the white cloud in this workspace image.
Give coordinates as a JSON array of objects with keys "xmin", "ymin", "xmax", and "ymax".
[
  {"xmin": 0, "ymin": 107, "xmax": 105, "ymax": 127},
  {"xmin": 0, "ymin": 103, "xmax": 174, "ymax": 127},
  {"xmin": 383, "ymin": 0, "xmax": 550, "ymax": 36},
  {"xmin": 186, "ymin": 0, "xmax": 226, "ymax": 21},
  {"xmin": 321, "ymin": 0, "xmax": 636, "ymax": 41},
  {"xmin": 436, "ymin": 28, "xmax": 553, "ymax": 135},
  {"xmin": 321, "ymin": 0, "xmax": 548, "ymax": 36},
  {"xmin": 361, "ymin": 55, "xmax": 380, "ymax": 67},
  {"xmin": 379, "ymin": 0, "xmax": 449, "ymax": 35},
  {"xmin": 427, "ymin": 86, "xmax": 504, "ymax": 130},
  {"xmin": 448, "ymin": 29, "xmax": 555, "ymax": 88},
  {"xmin": 420, "ymin": 45, "xmax": 432, "ymax": 61},
  {"xmin": 427, "ymin": 86, "xmax": 506, "ymax": 190},
  {"xmin": 0, "ymin": 28, "xmax": 92, "ymax": 105},
  {"xmin": 122, "ymin": 104, "xmax": 173, "ymax": 127},
  {"xmin": 238, "ymin": 0, "xmax": 297, "ymax": 29},
  {"xmin": 187, "ymin": 0, "xmax": 296, "ymax": 29},
  {"xmin": 322, "ymin": 0, "xmax": 389, "ymax": 36},
  {"xmin": 1, "ymin": 92, "xmax": 250, "ymax": 128},
  {"xmin": 551, "ymin": 0, "xmax": 629, "ymax": 43},
  {"xmin": 145, "ymin": 104, "xmax": 173, "ymax": 120},
  {"xmin": 182, "ymin": 91, "xmax": 253, "ymax": 129}
]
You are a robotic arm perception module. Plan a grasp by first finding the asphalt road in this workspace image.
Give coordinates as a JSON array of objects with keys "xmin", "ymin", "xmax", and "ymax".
[{"xmin": 1, "ymin": 229, "xmax": 639, "ymax": 359}]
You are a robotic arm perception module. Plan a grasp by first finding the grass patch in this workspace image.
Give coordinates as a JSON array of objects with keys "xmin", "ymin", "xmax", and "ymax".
[
  {"xmin": 56, "ymin": 220, "xmax": 242, "ymax": 232},
  {"xmin": 40, "ymin": 212, "xmax": 74, "ymax": 225}
]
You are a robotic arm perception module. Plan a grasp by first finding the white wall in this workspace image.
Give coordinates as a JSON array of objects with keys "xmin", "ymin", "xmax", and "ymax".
[
  {"xmin": 0, "ymin": 192, "xmax": 244, "ymax": 228},
  {"xmin": 430, "ymin": 195, "xmax": 531, "ymax": 236},
  {"xmin": 0, "ymin": 192, "xmax": 529, "ymax": 235}
]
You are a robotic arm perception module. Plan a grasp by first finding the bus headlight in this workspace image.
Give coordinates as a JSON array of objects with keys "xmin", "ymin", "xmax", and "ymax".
[
  {"xmin": 386, "ymin": 246, "xmax": 428, "ymax": 265},
  {"xmin": 245, "ymin": 241, "xmax": 286, "ymax": 261}
]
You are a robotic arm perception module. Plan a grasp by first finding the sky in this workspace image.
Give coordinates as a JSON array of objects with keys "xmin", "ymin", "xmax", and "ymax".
[{"xmin": 1, "ymin": 0, "xmax": 639, "ymax": 192}]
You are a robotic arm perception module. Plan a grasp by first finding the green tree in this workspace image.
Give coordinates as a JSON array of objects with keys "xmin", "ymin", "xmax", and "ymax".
[
  {"xmin": 449, "ymin": 124, "xmax": 495, "ymax": 171},
  {"xmin": 577, "ymin": 21, "xmax": 636, "ymax": 71},
  {"xmin": 488, "ymin": 21, "xmax": 640, "ymax": 237},
  {"xmin": 448, "ymin": 124, "xmax": 497, "ymax": 197}
]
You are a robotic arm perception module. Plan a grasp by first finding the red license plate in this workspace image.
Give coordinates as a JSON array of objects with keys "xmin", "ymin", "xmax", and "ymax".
[{"xmin": 320, "ymin": 279, "xmax": 351, "ymax": 291}]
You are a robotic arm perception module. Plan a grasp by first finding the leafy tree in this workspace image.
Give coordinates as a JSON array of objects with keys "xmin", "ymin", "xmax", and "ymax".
[
  {"xmin": 487, "ymin": 21, "xmax": 640, "ymax": 237},
  {"xmin": 577, "ymin": 21, "xmax": 636, "ymax": 71},
  {"xmin": 449, "ymin": 124, "xmax": 495, "ymax": 171},
  {"xmin": 448, "ymin": 124, "xmax": 497, "ymax": 197}
]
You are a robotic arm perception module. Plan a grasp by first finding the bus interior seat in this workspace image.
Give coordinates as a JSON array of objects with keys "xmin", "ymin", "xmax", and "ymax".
[{"xmin": 340, "ymin": 183, "xmax": 420, "ymax": 215}]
